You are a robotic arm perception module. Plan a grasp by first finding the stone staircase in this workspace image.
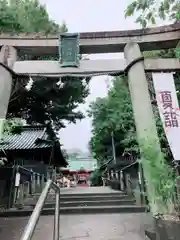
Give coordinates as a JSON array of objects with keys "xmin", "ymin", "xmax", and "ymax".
[
  {"xmin": 26, "ymin": 188, "xmax": 146, "ymax": 215},
  {"xmin": 0, "ymin": 187, "xmax": 146, "ymax": 217},
  {"xmin": 59, "ymin": 191, "xmax": 146, "ymax": 214}
]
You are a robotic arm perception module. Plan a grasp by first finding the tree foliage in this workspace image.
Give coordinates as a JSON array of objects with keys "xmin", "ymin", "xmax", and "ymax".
[
  {"xmin": 89, "ymin": 77, "xmax": 138, "ymax": 164},
  {"xmin": 89, "ymin": 76, "xmax": 172, "ymax": 165},
  {"xmin": 3, "ymin": 118, "xmax": 24, "ymax": 134},
  {"xmin": 90, "ymin": 169, "xmax": 103, "ymax": 186},
  {"xmin": 0, "ymin": 0, "xmax": 67, "ymax": 34},
  {"xmin": 8, "ymin": 77, "xmax": 90, "ymax": 130},
  {"xmin": 1, "ymin": 0, "xmax": 89, "ymax": 130},
  {"xmin": 125, "ymin": 0, "xmax": 180, "ymax": 59},
  {"xmin": 125, "ymin": 0, "xmax": 180, "ymax": 28}
]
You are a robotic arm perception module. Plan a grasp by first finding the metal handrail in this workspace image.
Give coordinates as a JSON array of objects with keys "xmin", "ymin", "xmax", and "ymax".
[{"xmin": 20, "ymin": 179, "xmax": 60, "ymax": 240}]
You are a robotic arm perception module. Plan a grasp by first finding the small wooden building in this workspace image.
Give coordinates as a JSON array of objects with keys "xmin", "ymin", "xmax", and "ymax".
[
  {"xmin": 101, "ymin": 154, "xmax": 137, "ymax": 190},
  {"xmin": 121, "ymin": 161, "xmax": 139, "ymax": 193},
  {"xmin": 0, "ymin": 124, "xmax": 67, "ymax": 171},
  {"xmin": 0, "ymin": 124, "xmax": 67, "ymax": 207},
  {"xmin": 121, "ymin": 161, "xmax": 148, "ymax": 205}
]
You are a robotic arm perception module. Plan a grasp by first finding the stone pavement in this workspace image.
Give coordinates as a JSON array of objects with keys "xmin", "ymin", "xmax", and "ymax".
[
  {"xmin": 60, "ymin": 213, "xmax": 152, "ymax": 240},
  {"xmin": 0, "ymin": 213, "xmax": 152, "ymax": 240},
  {"xmin": 60, "ymin": 186, "xmax": 121, "ymax": 194},
  {"xmin": 0, "ymin": 187, "xmax": 152, "ymax": 239}
]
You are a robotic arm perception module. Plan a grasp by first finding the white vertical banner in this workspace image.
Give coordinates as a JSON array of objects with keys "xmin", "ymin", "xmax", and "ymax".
[{"xmin": 152, "ymin": 72, "xmax": 180, "ymax": 161}]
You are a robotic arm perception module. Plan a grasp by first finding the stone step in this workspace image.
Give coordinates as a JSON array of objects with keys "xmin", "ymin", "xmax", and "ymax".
[
  {"xmin": 59, "ymin": 205, "xmax": 147, "ymax": 215},
  {"xmin": 29, "ymin": 199, "xmax": 136, "ymax": 208},
  {"xmin": 31, "ymin": 194, "xmax": 130, "ymax": 202},
  {"xmin": 60, "ymin": 195, "xmax": 130, "ymax": 202},
  {"xmin": 59, "ymin": 191, "xmax": 125, "ymax": 197},
  {"xmin": 33, "ymin": 191, "xmax": 125, "ymax": 198},
  {"xmin": 0, "ymin": 205, "xmax": 147, "ymax": 217}
]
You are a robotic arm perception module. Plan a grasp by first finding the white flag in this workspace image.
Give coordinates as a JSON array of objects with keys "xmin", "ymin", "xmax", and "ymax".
[{"xmin": 152, "ymin": 72, "xmax": 180, "ymax": 161}]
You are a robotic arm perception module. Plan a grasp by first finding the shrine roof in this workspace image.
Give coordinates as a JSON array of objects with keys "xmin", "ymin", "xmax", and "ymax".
[
  {"xmin": 0, "ymin": 125, "xmax": 68, "ymax": 167},
  {"xmin": 0, "ymin": 125, "xmax": 51, "ymax": 150},
  {"xmin": 62, "ymin": 157, "xmax": 97, "ymax": 171}
]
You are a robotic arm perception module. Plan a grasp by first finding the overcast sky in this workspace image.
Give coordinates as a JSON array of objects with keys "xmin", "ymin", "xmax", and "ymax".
[{"xmin": 39, "ymin": 0, "xmax": 165, "ymax": 152}]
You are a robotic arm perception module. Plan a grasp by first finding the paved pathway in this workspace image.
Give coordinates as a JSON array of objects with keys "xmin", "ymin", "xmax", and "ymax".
[
  {"xmin": 0, "ymin": 187, "xmax": 152, "ymax": 239},
  {"xmin": 0, "ymin": 213, "xmax": 151, "ymax": 240},
  {"xmin": 60, "ymin": 213, "xmax": 152, "ymax": 240}
]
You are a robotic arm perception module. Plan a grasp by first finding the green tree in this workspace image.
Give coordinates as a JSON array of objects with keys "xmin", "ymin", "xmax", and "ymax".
[
  {"xmin": 3, "ymin": 118, "xmax": 24, "ymax": 134},
  {"xmin": 1, "ymin": 0, "xmax": 89, "ymax": 130},
  {"xmin": 89, "ymin": 76, "xmax": 172, "ymax": 165},
  {"xmin": 125, "ymin": 0, "xmax": 180, "ymax": 58},
  {"xmin": 125, "ymin": 0, "xmax": 180, "ymax": 28},
  {"xmin": 89, "ymin": 77, "xmax": 137, "ymax": 164},
  {"xmin": 0, "ymin": 0, "xmax": 67, "ymax": 34}
]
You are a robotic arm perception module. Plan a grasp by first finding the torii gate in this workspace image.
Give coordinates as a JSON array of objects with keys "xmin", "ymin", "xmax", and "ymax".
[{"xmin": 0, "ymin": 23, "xmax": 180, "ymax": 194}]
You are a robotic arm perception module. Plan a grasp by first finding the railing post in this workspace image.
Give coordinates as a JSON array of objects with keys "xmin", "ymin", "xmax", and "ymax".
[
  {"xmin": 32, "ymin": 172, "xmax": 36, "ymax": 194},
  {"xmin": 36, "ymin": 174, "xmax": 41, "ymax": 192},
  {"xmin": 35, "ymin": 173, "xmax": 38, "ymax": 192},
  {"xmin": 52, "ymin": 168, "xmax": 56, "ymax": 182},
  {"xmin": 41, "ymin": 174, "xmax": 45, "ymax": 190},
  {"xmin": 126, "ymin": 174, "xmax": 131, "ymax": 195},
  {"xmin": 120, "ymin": 170, "xmax": 124, "ymax": 190},
  {"xmin": 115, "ymin": 171, "xmax": 119, "ymax": 180},
  {"xmin": 14, "ymin": 170, "xmax": 21, "ymax": 205},
  {"xmin": 107, "ymin": 171, "xmax": 110, "ymax": 180},
  {"xmin": 29, "ymin": 178, "xmax": 31, "ymax": 195},
  {"xmin": 20, "ymin": 180, "xmax": 60, "ymax": 240},
  {"xmin": 53, "ymin": 183, "xmax": 60, "ymax": 240},
  {"xmin": 29, "ymin": 170, "xmax": 33, "ymax": 195},
  {"xmin": 47, "ymin": 170, "xmax": 51, "ymax": 180},
  {"xmin": 20, "ymin": 180, "xmax": 52, "ymax": 240},
  {"xmin": 17, "ymin": 184, "xmax": 24, "ymax": 208},
  {"xmin": 24, "ymin": 182, "xmax": 29, "ymax": 198}
]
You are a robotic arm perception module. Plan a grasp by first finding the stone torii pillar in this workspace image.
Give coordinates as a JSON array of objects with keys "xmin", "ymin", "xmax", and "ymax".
[
  {"xmin": 124, "ymin": 42, "xmax": 163, "ymax": 208},
  {"xmin": 124, "ymin": 42, "xmax": 162, "ymax": 152},
  {"xmin": 0, "ymin": 45, "xmax": 17, "ymax": 137}
]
